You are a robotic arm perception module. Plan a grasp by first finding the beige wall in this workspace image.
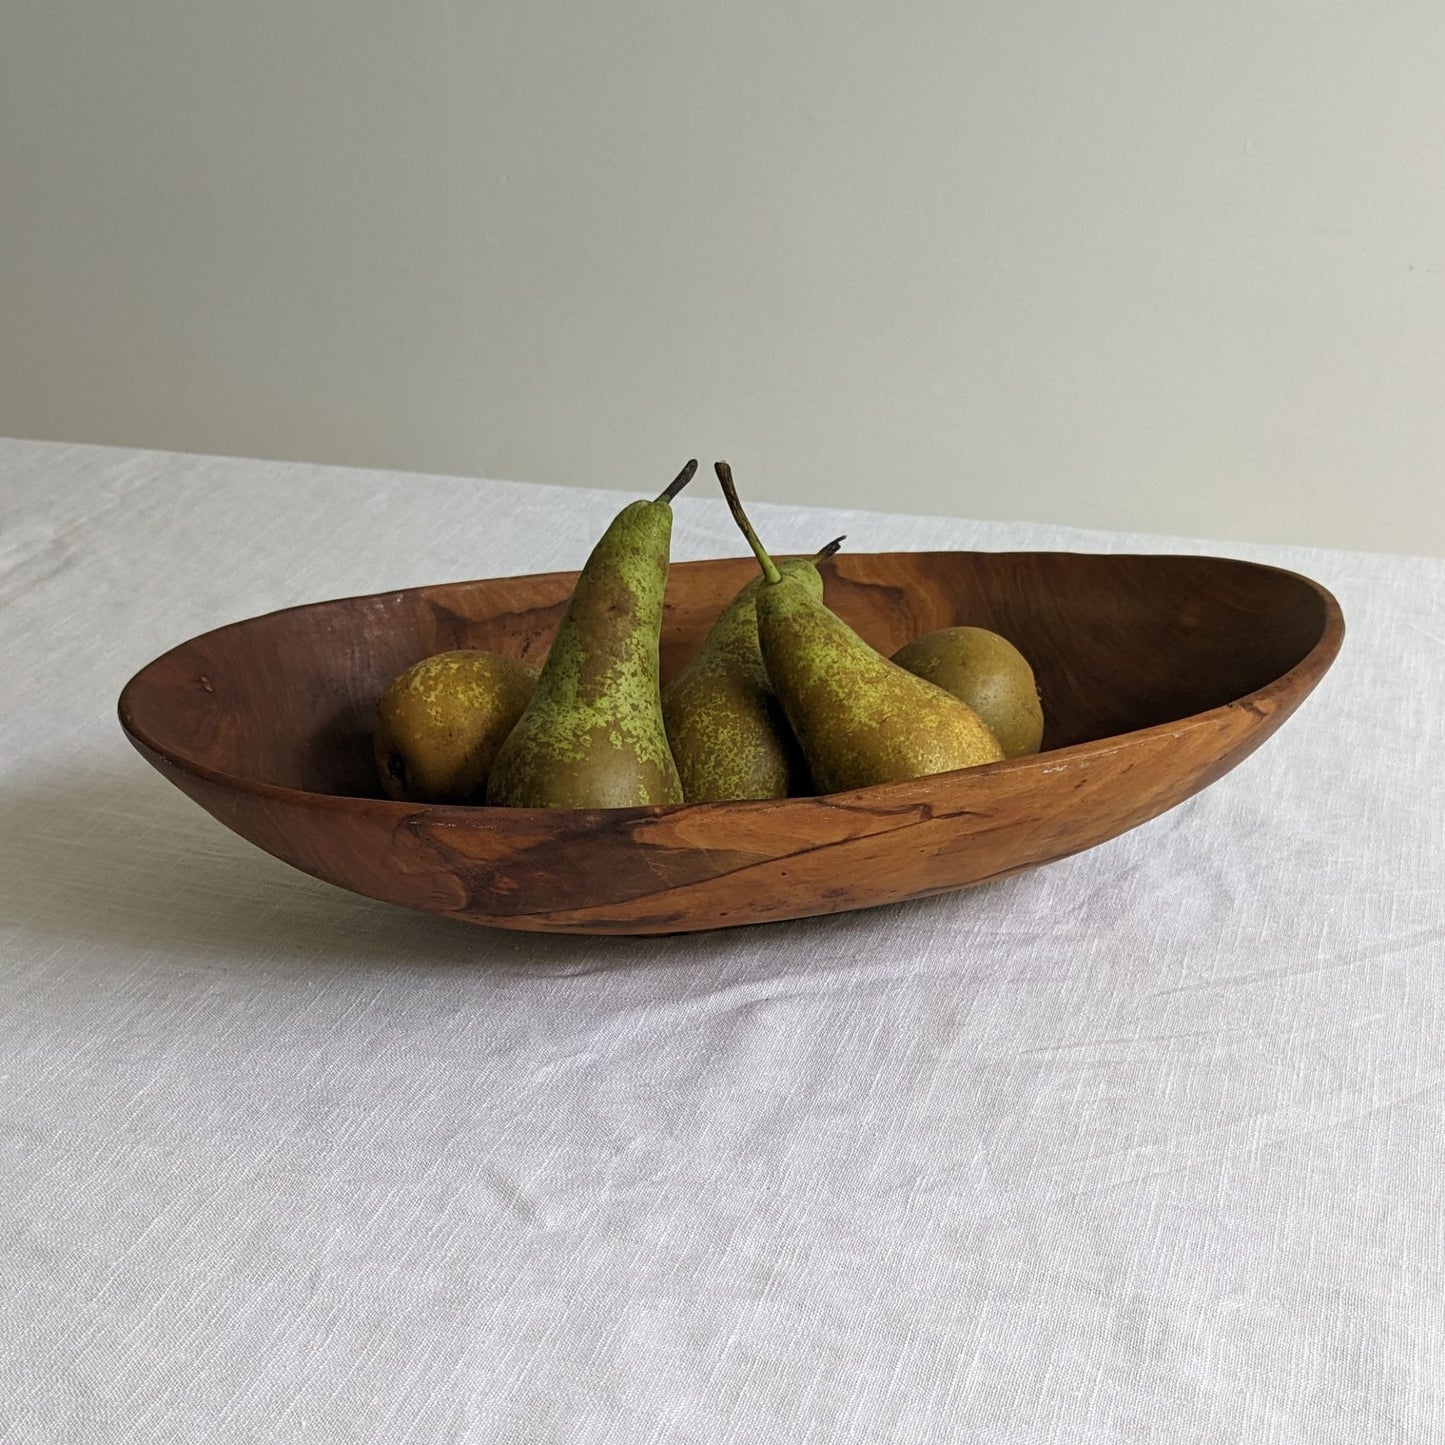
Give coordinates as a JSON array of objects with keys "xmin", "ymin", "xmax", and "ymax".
[{"xmin": 4, "ymin": 2, "xmax": 1443, "ymax": 555}]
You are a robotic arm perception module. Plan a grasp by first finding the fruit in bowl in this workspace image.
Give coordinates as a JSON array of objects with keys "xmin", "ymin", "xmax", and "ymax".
[{"xmin": 118, "ymin": 463, "xmax": 1343, "ymax": 935}]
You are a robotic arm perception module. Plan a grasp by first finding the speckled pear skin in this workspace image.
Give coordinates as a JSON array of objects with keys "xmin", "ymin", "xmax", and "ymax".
[
  {"xmin": 487, "ymin": 497, "xmax": 684, "ymax": 808},
  {"xmin": 712, "ymin": 460, "xmax": 1005, "ymax": 794},
  {"xmin": 661, "ymin": 557, "xmax": 822, "ymax": 802},
  {"xmin": 755, "ymin": 579, "xmax": 1006, "ymax": 793},
  {"xmin": 892, "ymin": 626, "xmax": 1044, "ymax": 759},
  {"xmin": 374, "ymin": 649, "xmax": 537, "ymax": 802}
]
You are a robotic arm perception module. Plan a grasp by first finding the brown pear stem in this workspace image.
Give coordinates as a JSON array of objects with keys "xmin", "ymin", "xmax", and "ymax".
[
  {"xmin": 657, "ymin": 459, "xmax": 698, "ymax": 503},
  {"xmin": 715, "ymin": 462, "xmax": 782, "ymax": 585},
  {"xmin": 813, "ymin": 536, "xmax": 845, "ymax": 564}
]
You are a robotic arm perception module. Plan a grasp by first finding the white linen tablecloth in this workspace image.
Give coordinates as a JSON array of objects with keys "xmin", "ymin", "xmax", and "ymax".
[{"xmin": 1, "ymin": 439, "xmax": 1441, "ymax": 1444}]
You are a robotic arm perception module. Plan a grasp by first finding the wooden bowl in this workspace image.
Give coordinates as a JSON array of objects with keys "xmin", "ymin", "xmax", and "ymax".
[{"xmin": 118, "ymin": 551, "xmax": 1343, "ymax": 935}]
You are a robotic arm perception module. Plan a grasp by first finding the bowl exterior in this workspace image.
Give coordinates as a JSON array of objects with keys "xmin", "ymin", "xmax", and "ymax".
[
  {"xmin": 125, "ymin": 673, "xmax": 1321, "ymax": 935},
  {"xmin": 119, "ymin": 552, "xmax": 1344, "ymax": 935}
]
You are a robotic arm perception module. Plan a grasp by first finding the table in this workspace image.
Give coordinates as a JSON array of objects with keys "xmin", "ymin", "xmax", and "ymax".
[{"xmin": 2, "ymin": 439, "xmax": 1441, "ymax": 1443}]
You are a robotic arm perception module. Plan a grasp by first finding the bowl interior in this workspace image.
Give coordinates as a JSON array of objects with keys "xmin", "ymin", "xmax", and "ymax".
[{"xmin": 122, "ymin": 551, "xmax": 1331, "ymax": 800}]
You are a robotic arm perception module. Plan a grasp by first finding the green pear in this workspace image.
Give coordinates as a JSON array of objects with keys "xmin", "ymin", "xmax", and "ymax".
[
  {"xmin": 716, "ymin": 462, "xmax": 1004, "ymax": 794},
  {"xmin": 374, "ymin": 649, "xmax": 537, "ymax": 803},
  {"xmin": 486, "ymin": 461, "xmax": 695, "ymax": 809},
  {"xmin": 662, "ymin": 538, "xmax": 842, "ymax": 801},
  {"xmin": 892, "ymin": 626, "xmax": 1044, "ymax": 758}
]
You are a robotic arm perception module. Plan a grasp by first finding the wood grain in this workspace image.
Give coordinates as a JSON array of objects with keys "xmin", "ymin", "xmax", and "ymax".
[{"xmin": 117, "ymin": 551, "xmax": 1345, "ymax": 935}]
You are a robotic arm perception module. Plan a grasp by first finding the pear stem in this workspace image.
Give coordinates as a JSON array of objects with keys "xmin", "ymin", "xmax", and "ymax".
[
  {"xmin": 657, "ymin": 459, "xmax": 698, "ymax": 503},
  {"xmin": 813, "ymin": 535, "xmax": 845, "ymax": 564},
  {"xmin": 715, "ymin": 462, "xmax": 781, "ymax": 585}
]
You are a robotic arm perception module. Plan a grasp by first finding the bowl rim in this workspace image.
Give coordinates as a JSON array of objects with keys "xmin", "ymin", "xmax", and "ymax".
[{"xmin": 117, "ymin": 549, "xmax": 1346, "ymax": 823}]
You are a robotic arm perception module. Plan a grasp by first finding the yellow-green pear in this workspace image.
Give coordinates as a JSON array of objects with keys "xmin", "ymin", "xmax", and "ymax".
[
  {"xmin": 716, "ymin": 463, "xmax": 1004, "ymax": 793},
  {"xmin": 661, "ymin": 539, "xmax": 841, "ymax": 802},
  {"xmin": 892, "ymin": 626, "xmax": 1044, "ymax": 758},
  {"xmin": 487, "ymin": 461, "xmax": 695, "ymax": 809},
  {"xmin": 374, "ymin": 649, "xmax": 537, "ymax": 803}
]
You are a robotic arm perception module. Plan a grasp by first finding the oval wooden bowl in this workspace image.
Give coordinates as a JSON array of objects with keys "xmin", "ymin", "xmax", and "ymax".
[{"xmin": 118, "ymin": 551, "xmax": 1343, "ymax": 935}]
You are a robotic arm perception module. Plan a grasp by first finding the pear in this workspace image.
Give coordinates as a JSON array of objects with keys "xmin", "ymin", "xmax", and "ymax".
[
  {"xmin": 716, "ymin": 462, "xmax": 1004, "ymax": 793},
  {"xmin": 892, "ymin": 626, "xmax": 1044, "ymax": 758},
  {"xmin": 374, "ymin": 649, "xmax": 537, "ymax": 803},
  {"xmin": 486, "ymin": 461, "xmax": 695, "ymax": 809},
  {"xmin": 662, "ymin": 538, "xmax": 843, "ymax": 802}
]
